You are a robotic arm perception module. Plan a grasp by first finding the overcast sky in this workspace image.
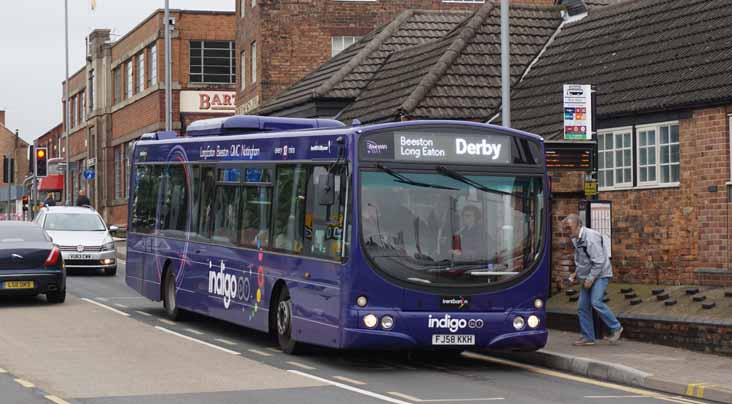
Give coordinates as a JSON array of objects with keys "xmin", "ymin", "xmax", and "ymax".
[{"xmin": 0, "ymin": 0, "xmax": 233, "ymax": 144}]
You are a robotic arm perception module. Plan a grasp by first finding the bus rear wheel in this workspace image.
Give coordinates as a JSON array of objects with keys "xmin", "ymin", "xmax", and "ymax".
[
  {"xmin": 275, "ymin": 288, "xmax": 300, "ymax": 354},
  {"xmin": 163, "ymin": 269, "xmax": 186, "ymax": 321}
]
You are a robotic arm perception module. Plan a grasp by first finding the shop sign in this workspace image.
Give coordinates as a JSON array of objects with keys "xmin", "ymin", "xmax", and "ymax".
[{"xmin": 181, "ymin": 91, "xmax": 236, "ymax": 113}]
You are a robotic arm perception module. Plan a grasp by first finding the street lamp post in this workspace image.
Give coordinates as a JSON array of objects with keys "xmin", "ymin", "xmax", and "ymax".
[
  {"xmin": 500, "ymin": 0, "xmax": 510, "ymax": 128},
  {"xmin": 164, "ymin": 0, "xmax": 172, "ymax": 131},
  {"xmin": 64, "ymin": 0, "xmax": 71, "ymax": 205}
]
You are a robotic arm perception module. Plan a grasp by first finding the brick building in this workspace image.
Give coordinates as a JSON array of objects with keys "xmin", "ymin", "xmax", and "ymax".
[
  {"xmin": 256, "ymin": 0, "xmax": 732, "ymax": 287},
  {"xmin": 235, "ymin": 0, "xmax": 555, "ymax": 115},
  {"xmin": 35, "ymin": 9, "xmax": 236, "ymax": 225},
  {"xmin": 0, "ymin": 110, "xmax": 30, "ymax": 216}
]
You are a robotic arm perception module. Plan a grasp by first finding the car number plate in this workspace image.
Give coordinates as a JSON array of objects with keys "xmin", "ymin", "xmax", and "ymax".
[
  {"xmin": 69, "ymin": 254, "xmax": 93, "ymax": 260},
  {"xmin": 432, "ymin": 334, "xmax": 475, "ymax": 345},
  {"xmin": 4, "ymin": 281, "xmax": 34, "ymax": 289}
]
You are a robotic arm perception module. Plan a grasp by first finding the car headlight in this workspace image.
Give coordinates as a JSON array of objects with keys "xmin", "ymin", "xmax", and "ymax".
[{"xmin": 103, "ymin": 241, "xmax": 115, "ymax": 251}]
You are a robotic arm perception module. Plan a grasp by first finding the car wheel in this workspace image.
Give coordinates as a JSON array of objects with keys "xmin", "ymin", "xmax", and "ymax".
[
  {"xmin": 46, "ymin": 289, "xmax": 66, "ymax": 304},
  {"xmin": 275, "ymin": 287, "xmax": 301, "ymax": 354},
  {"xmin": 163, "ymin": 269, "xmax": 186, "ymax": 321}
]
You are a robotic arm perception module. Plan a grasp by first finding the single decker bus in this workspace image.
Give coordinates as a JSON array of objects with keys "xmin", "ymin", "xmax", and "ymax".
[{"xmin": 126, "ymin": 115, "xmax": 549, "ymax": 354}]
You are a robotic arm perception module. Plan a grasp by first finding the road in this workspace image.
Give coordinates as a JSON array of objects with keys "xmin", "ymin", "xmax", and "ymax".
[{"xmin": 0, "ymin": 260, "xmax": 714, "ymax": 404}]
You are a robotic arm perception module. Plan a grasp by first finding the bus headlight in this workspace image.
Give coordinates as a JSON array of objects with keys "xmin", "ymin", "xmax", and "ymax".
[
  {"xmin": 381, "ymin": 315, "xmax": 394, "ymax": 330},
  {"xmin": 363, "ymin": 314, "xmax": 378, "ymax": 328},
  {"xmin": 534, "ymin": 299, "xmax": 544, "ymax": 309},
  {"xmin": 513, "ymin": 316, "xmax": 526, "ymax": 331},
  {"xmin": 356, "ymin": 296, "xmax": 368, "ymax": 307},
  {"xmin": 527, "ymin": 315, "xmax": 540, "ymax": 329}
]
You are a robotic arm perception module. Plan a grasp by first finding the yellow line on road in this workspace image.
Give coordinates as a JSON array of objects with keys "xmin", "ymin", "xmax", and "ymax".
[
  {"xmin": 333, "ymin": 376, "xmax": 367, "ymax": 385},
  {"xmin": 14, "ymin": 378, "xmax": 35, "ymax": 388},
  {"xmin": 45, "ymin": 395, "xmax": 71, "ymax": 404},
  {"xmin": 462, "ymin": 352, "xmax": 709, "ymax": 404}
]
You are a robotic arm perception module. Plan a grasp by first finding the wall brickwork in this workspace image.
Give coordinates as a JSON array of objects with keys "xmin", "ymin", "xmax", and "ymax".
[
  {"xmin": 235, "ymin": 0, "xmax": 555, "ymax": 112},
  {"xmin": 0, "ymin": 121, "xmax": 30, "ymax": 187}
]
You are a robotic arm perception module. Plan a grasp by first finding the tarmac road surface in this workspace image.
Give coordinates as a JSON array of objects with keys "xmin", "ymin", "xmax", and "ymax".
[{"xmin": 0, "ymin": 260, "xmax": 715, "ymax": 404}]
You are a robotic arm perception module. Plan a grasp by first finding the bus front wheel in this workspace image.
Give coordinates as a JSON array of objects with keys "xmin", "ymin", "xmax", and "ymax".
[{"xmin": 275, "ymin": 288, "xmax": 300, "ymax": 354}]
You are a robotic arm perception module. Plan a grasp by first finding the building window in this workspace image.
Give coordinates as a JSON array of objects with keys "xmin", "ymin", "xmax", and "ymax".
[
  {"xmin": 331, "ymin": 36, "xmax": 360, "ymax": 57},
  {"xmin": 80, "ymin": 91, "xmax": 86, "ymax": 123},
  {"xmin": 88, "ymin": 69, "xmax": 95, "ymax": 111},
  {"xmin": 126, "ymin": 61, "xmax": 133, "ymax": 98},
  {"xmin": 149, "ymin": 44, "xmax": 157, "ymax": 86},
  {"xmin": 636, "ymin": 122, "xmax": 680, "ymax": 187},
  {"xmin": 252, "ymin": 0, "xmax": 256, "ymax": 8},
  {"xmin": 240, "ymin": 51, "xmax": 246, "ymax": 90},
  {"xmin": 114, "ymin": 145, "xmax": 123, "ymax": 199},
  {"xmin": 70, "ymin": 96, "xmax": 76, "ymax": 128},
  {"xmin": 598, "ymin": 129, "xmax": 632, "ymax": 189},
  {"xmin": 189, "ymin": 41, "xmax": 236, "ymax": 84},
  {"xmin": 138, "ymin": 52, "xmax": 145, "ymax": 92},
  {"xmin": 113, "ymin": 67, "xmax": 122, "ymax": 104},
  {"xmin": 251, "ymin": 41, "xmax": 256, "ymax": 83},
  {"xmin": 240, "ymin": 0, "xmax": 246, "ymax": 16}
]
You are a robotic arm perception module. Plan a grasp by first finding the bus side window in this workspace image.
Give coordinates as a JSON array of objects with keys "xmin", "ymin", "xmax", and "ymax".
[
  {"xmin": 273, "ymin": 165, "xmax": 308, "ymax": 253},
  {"xmin": 131, "ymin": 165, "xmax": 160, "ymax": 234},
  {"xmin": 304, "ymin": 165, "xmax": 345, "ymax": 259},
  {"xmin": 239, "ymin": 167, "xmax": 273, "ymax": 249},
  {"xmin": 196, "ymin": 166, "xmax": 216, "ymax": 240}
]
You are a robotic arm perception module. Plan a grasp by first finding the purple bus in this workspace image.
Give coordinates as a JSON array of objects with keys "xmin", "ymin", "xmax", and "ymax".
[{"xmin": 126, "ymin": 115, "xmax": 549, "ymax": 354}]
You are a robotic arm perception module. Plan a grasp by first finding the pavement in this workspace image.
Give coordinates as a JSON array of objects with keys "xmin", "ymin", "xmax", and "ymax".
[{"xmin": 500, "ymin": 329, "xmax": 732, "ymax": 403}]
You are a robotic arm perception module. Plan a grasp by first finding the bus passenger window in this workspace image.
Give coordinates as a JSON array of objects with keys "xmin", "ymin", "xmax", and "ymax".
[
  {"xmin": 159, "ymin": 165, "xmax": 188, "ymax": 238},
  {"xmin": 196, "ymin": 167, "xmax": 216, "ymax": 240},
  {"xmin": 131, "ymin": 165, "xmax": 161, "ymax": 234},
  {"xmin": 273, "ymin": 165, "xmax": 308, "ymax": 253},
  {"xmin": 239, "ymin": 186, "xmax": 272, "ymax": 248},
  {"xmin": 213, "ymin": 184, "xmax": 241, "ymax": 245}
]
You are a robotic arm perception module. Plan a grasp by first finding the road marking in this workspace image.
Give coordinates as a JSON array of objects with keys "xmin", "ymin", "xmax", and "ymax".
[
  {"xmin": 463, "ymin": 352, "xmax": 709, "ymax": 404},
  {"xmin": 135, "ymin": 310, "xmax": 152, "ymax": 317},
  {"xmin": 686, "ymin": 383, "xmax": 717, "ymax": 399},
  {"xmin": 45, "ymin": 395, "xmax": 72, "ymax": 404},
  {"xmin": 248, "ymin": 349, "xmax": 272, "ymax": 357},
  {"xmin": 81, "ymin": 298, "xmax": 130, "ymax": 317},
  {"xmin": 286, "ymin": 361, "xmax": 317, "ymax": 370},
  {"xmin": 0, "ymin": 367, "xmax": 6, "ymax": 373},
  {"xmin": 185, "ymin": 328, "xmax": 204, "ymax": 335},
  {"xmin": 214, "ymin": 338, "xmax": 237, "ymax": 346},
  {"xmin": 14, "ymin": 378, "xmax": 35, "ymax": 388},
  {"xmin": 155, "ymin": 326, "xmax": 240, "ymax": 355},
  {"xmin": 585, "ymin": 395, "xmax": 656, "ymax": 399},
  {"xmin": 266, "ymin": 347, "xmax": 281, "ymax": 353},
  {"xmin": 388, "ymin": 392, "xmax": 504, "ymax": 402},
  {"xmin": 288, "ymin": 370, "xmax": 412, "ymax": 404},
  {"xmin": 158, "ymin": 318, "xmax": 176, "ymax": 326},
  {"xmin": 333, "ymin": 376, "xmax": 367, "ymax": 385},
  {"xmin": 114, "ymin": 303, "xmax": 128, "ymax": 309},
  {"xmin": 96, "ymin": 297, "xmax": 108, "ymax": 302}
]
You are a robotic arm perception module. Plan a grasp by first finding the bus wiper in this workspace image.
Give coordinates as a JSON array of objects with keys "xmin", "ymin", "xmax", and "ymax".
[
  {"xmin": 436, "ymin": 166, "xmax": 528, "ymax": 199},
  {"xmin": 377, "ymin": 164, "xmax": 458, "ymax": 191}
]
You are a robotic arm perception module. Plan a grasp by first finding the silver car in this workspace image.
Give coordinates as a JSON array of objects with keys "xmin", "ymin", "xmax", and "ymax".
[{"xmin": 33, "ymin": 207, "xmax": 118, "ymax": 276}]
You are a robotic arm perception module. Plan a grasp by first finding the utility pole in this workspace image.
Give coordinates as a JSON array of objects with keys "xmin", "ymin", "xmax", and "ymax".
[
  {"xmin": 500, "ymin": 0, "xmax": 511, "ymax": 128},
  {"xmin": 64, "ymin": 0, "xmax": 71, "ymax": 205},
  {"xmin": 164, "ymin": 0, "xmax": 172, "ymax": 131}
]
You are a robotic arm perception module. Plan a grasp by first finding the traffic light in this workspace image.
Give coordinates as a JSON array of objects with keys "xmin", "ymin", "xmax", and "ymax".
[
  {"xmin": 22, "ymin": 196, "xmax": 28, "ymax": 212},
  {"xmin": 35, "ymin": 147, "xmax": 48, "ymax": 177}
]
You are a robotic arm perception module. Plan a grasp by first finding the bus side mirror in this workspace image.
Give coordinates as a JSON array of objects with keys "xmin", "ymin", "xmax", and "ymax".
[{"xmin": 317, "ymin": 173, "xmax": 335, "ymax": 206}]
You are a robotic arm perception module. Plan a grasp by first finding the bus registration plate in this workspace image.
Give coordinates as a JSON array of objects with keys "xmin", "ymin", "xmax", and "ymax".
[{"xmin": 432, "ymin": 334, "xmax": 475, "ymax": 345}]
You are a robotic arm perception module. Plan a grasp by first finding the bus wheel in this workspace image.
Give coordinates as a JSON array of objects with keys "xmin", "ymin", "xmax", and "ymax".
[
  {"xmin": 163, "ymin": 269, "xmax": 185, "ymax": 321},
  {"xmin": 276, "ymin": 288, "xmax": 300, "ymax": 354}
]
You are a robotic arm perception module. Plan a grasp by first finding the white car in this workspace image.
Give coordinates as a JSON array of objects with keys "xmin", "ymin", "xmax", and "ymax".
[{"xmin": 34, "ymin": 207, "xmax": 118, "ymax": 276}]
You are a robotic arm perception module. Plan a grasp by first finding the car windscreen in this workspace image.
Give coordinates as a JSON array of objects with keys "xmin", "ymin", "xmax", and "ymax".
[
  {"xmin": 0, "ymin": 225, "xmax": 49, "ymax": 242},
  {"xmin": 44, "ymin": 214, "xmax": 106, "ymax": 231}
]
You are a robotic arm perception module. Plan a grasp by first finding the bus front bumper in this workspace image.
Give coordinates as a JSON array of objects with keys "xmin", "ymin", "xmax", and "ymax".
[{"xmin": 341, "ymin": 310, "xmax": 547, "ymax": 351}]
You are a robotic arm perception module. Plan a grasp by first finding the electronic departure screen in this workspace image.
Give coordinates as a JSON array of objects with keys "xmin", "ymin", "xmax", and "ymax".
[{"xmin": 545, "ymin": 144, "xmax": 592, "ymax": 170}]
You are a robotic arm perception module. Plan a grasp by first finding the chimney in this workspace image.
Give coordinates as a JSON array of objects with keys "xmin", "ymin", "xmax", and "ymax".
[{"xmin": 0, "ymin": 110, "xmax": 5, "ymax": 126}]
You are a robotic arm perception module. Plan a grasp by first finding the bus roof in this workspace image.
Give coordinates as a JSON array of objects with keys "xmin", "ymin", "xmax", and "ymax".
[{"xmin": 186, "ymin": 115, "xmax": 346, "ymax": 137}]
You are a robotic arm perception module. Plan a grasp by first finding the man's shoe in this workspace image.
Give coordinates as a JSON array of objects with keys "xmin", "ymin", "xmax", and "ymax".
[
  {"xmin": 607, "ymin": 326, "xmax": 623, "ymax": 343},
  {"xmin": 572, "ymin": 338, "xmax": 596, "ymax": 346}
]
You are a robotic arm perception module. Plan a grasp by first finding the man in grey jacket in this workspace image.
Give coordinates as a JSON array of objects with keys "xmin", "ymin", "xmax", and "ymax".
[{"xmin": 562, "ymin": 214, "xmax": 623, "ymax": 346}]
